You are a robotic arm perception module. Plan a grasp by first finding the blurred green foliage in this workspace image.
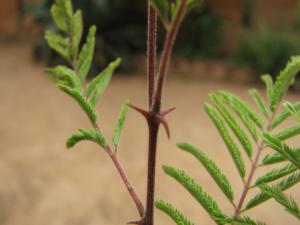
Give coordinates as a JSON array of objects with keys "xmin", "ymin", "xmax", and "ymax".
[
  {"xmin": 175, "ymin": 5, "xmax": 224, "ymax": 58},
  {"xmin": 235, "ymin": 27, "xmax": 300, "ymax": 78},
  {"xmin": 24, "ymin": 0, "xmax": 224, "ymax": 72}
]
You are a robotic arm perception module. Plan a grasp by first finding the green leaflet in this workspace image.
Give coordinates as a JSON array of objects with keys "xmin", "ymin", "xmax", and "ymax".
[
  {"xmin": 163, "ymin": 166, "xmax": 227, "ymax": 225},
  {"xmin": 155, "ymin": 200, "xmax": 195, "ymax": 225},
  {"xmin": 86, "ymin": 58, "xmax": 121, "ymax": 106},
  {"xmin": 66, "ymin": 128, "xmax": 107, "ymax": 149},
  {"xmin": 46, "ymin": 65, "xmax": 81, "ymax": 89},
  {"xmin": 219, "ymin": 91, "xmax": 263, "ymax": 128},
  {"xmin": 70, "ymin": 10, "xmax": 83, "ymax": 58},
  {"xmin": 58, "ymin": 84, "xmax": 97, "ymax": 125},
  {"xmin": 218, "ymin": 91, "xmax": 259, "ymax": 142},
  {"xmin": 210, "ymin": 94, "xmax": 253, "ymax": 158},
  {"xmin": 76, "ymin": 26, "xmax": 97, "ymax": 82},
  {"xmin": 260, "ymin": 184, "xmax": 300, "ymax": 220},
  {"xmin": 204, "ymin": 103, "xmax": 246, "ymax": 178},
  {"xmin": 263, "ymin": 133, "xmax": 300, "ymax": 169},
  {"xmin": 246, "ymin": 172, "xmax": 300, "ymax": 210},
  {"xmin": 177, "ymin": 143, "xmax": 234, "ymax": 201},
  {"xmin": 51, "ymin": 3, "xmax": 68, "ymax": 32},
  {"xmin": 270, "ymin": 102, "xmax": 300, "ymax": 129},
  {"xmin": 271, "ymin": 56, "xmax": 300, "ymax": 111},
  {"xmin": 262, "ymin": 148, "xmax": 300, "ymax": 165},
  {"xmin": 112, "ymin": 100, "xmax": 130, "ymax": 147},
  {"xmin": 274, "ymin": 124, "xmax": 300, "ymax": 141},
  {"xmin": 45, "ymin": 31, "xmax": 70, "ymax": 62},
  {"xmin": 261, "ymin": 74, "xmax": 274, "ymax": 109},
  {"xmin": 249, "ymin": 89, "xmax": 269, "ymax": 118},
  {"xmin": 255, "ymin": 164, "xmax": 297, "ymax": 185}
]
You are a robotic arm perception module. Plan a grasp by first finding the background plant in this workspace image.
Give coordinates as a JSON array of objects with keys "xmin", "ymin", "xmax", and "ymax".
[
  {"xmin": 156, "ymin": 57, "xmax": 300, "ymax": 224},
  {"xmin": 235, "ymin": 26, "xmax": 300, "ymax": 78}
]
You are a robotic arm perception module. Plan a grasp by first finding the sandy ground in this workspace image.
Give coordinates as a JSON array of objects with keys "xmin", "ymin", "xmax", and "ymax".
[{"xmin": 0, "ymin": 43, "xmax": 299, "ymax": 225}]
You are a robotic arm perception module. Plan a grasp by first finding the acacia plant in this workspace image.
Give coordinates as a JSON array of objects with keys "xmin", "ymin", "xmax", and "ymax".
[{"xmin": 45, "ymin": 0, "xmax": 300, "ymax": 225}]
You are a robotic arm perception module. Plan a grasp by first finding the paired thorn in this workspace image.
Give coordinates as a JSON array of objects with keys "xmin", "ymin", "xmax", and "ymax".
[
  {"xmin": 156, "ymin": 114, "xmax": 170, "ymax": 139},
  {"xmin": 128, "ymin": 104, "xmax": 175, "ymax": 139},
  {"xmin": 161, "ymin": 107, "xmax": 176, "ymax": 116},
  {"xmin": 128, "ymin": 104, "xmax": 150, "ymax": 120}
]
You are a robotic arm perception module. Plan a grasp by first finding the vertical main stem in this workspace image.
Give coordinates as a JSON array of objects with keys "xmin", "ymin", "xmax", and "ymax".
[
  {"xmin": 144, "ymin": 117, "xmax": 159, "ymax": 225},
  {"xmin": 147, "ymin": 5, "xmax": 157, "ymax": 108}
]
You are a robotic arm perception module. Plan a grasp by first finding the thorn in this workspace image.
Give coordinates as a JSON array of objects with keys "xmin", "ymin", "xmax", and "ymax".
[
  {"xmin": 128, "ymin": 104, "xmax": 150, "ymax": 120},
  {"xmin": 161, "ymin": 107, "xmax": 176, "ymax": 116},
  {"xmin": 127, "ymin": 219, "xmax": 144, "ymax": 225},
  {"xmin": 156, "ymin": 114, "xmax": 170, "ymax": 139}
]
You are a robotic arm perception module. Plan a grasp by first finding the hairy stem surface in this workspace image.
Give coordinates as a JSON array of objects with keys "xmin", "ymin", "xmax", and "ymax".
[{"xmin": 147, "ymin": 5, "xmax": 157, "ymax": 108}]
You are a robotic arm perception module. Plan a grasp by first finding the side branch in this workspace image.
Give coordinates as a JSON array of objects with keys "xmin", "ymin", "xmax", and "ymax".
[{"xmin": 152, "ymin": 0, "xmax": 187, "ymax": 112}]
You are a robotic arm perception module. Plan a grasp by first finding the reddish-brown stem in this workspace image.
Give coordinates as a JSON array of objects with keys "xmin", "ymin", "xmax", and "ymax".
[
  {"xmin": 234, "ymin": 110, "xmax": 278, "ymax": 216},
  {"xmin": 105, "ymin": 147, "xmax": 145, "ymax": 217},
  {"xmin": 147, "ymin": 5, "xmax": 157, "ymax": 108},
  {"xmin": 93, "ymin": 120, "xmax": 145, "ymax": 218},
  {"xmin": 143, "ymin": 116, "xmax": 160, "ymax": 225},
  {"xmin": 152, "ymin": 0, "xmax": 187, "ymax": 112},
  {"xmin": 234, "ymin": 141, "xmax": 265, "ymax": 216}
]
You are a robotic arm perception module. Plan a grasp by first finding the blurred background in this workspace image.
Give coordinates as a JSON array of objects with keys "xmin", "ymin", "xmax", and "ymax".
[{"xmin": 0, "ymin": 0, "xmax": 300, "ymax": 225}]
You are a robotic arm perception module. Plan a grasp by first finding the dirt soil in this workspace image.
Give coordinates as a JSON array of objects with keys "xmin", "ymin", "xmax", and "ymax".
[{"xmin": 0, "ymin": 43, "xmax": 299, "ymax": 225}]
